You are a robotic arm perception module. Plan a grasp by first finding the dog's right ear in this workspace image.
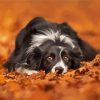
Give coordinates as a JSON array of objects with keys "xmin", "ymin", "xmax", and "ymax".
[
  {"xmin": 26, "ymin": 47, "xmax": 43, "ymax": 70},
  {"xmin": 15, "ymin": 17, "xmax": 46, "ymax": 51},
  {"xmin": 4, "ymin": 17, "xmax": 47, "ymax": 71}
]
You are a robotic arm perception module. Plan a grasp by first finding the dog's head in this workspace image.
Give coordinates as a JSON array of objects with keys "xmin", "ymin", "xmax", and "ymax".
[
  {"xmin": 27, "ymin": 44, "xmax": 83, "ymax": 74},
  {"xmin": 22, "ymin": 17, "xmax": 84, "ymax": 74}
]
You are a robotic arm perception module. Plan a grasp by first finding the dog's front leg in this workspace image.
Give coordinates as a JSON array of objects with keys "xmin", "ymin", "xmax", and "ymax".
[{"xmin": 15, "ymin": 63, "xmax": 39, "ymax": 75}]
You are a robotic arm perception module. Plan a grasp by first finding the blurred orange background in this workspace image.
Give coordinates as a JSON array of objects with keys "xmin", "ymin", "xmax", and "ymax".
[{"xmin": 0, "ymin": 0, "xmax": 100, "ymax": 62}]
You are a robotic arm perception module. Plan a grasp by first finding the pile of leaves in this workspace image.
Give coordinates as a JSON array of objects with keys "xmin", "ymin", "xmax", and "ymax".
[{"xmin": 0, "ymin": 54, "xmax": 100, "ymax": 100}]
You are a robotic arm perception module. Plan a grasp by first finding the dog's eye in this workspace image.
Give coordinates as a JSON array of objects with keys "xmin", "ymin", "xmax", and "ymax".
[
  {"xmin": 63, "ymin": 56, "xmax": 69, "ymax": 61},
  {"xmin": 47, "ymin": 56, "xmax": 53, "ymax": 62}
]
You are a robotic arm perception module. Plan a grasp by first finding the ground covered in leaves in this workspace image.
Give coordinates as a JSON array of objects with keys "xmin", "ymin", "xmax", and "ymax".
[
  {"xmin": 0, "ymin": 54, "xmax": 100, "ymax": 100},
  {"xmin": 0, "ymin": 0, "xmax": 100, "ymax": 100}
]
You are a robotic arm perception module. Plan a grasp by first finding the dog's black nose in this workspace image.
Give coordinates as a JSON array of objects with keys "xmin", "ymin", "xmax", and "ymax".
[{"xmin": 55, "ymin": 67, "xmax": 64, "ymax": 74}]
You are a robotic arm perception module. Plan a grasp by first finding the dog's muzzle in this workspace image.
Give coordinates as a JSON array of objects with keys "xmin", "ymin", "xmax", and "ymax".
[{"xmin": 55, "ymin": 67, "xmax": 64, "ymax": 74}]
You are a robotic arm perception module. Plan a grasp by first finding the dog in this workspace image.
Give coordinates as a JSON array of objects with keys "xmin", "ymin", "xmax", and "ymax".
[{"xmin": 4, "ymin": 17, "xmax": 97, "ymax": 75}]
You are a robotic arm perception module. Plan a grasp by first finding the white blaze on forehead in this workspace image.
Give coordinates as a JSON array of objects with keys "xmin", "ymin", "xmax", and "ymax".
[
  {"xmin": 51, "ymin": 47, "xmax": 68, "ymax": 73},
  {"xmin": 27, "ymin": 29, "xmax": 76, "ymax": 53}
]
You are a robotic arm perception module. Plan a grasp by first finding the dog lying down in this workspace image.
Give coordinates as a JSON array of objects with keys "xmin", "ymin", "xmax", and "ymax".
[{"xmin": 4, "ymin": 17, "xmax": 97, "ymax": 75}]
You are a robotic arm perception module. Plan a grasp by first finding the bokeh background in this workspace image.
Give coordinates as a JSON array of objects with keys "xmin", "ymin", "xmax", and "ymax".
[
  {"xmin": 0, "ymin": 0, "xmax": 100, "ymax": 63},
  {"xmin": 0, "ymin": 1, "xmax": 100, "ymax": 99}
]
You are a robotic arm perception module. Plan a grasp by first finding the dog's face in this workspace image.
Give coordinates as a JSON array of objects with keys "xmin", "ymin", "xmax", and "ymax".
[
  {"xmin": 22, "ymin": 17, "xmax": 85, "ymax": 74},
  {"xmin": 41, "ymin": 46, "xmax": 72, "ymax": 74},
  {"xmin": 29, "ymin": 42, "xmax": 84, "ymax": 74}
]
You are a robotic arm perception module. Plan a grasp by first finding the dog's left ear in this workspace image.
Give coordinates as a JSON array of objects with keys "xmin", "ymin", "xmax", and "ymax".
[
  {"xmin": 60, "ymin": 22, "xmax": 97, "ymax": 61},
  {"xmin": 71, "ymin": 57, "xmax": 83, "ymax": 69},
  {"xmin": 77, "ymin": 38, "xmax": 97, "ymax": 61},
  {"xmin": 26, "ymin": 47, "xmax": 43, "ymax": 70},
  {"xmin": 59, "ymin": 22, "xmax": 78, "ymax": 39}
]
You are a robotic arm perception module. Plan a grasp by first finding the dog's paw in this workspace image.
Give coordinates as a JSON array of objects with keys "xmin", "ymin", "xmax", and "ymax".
[{"xmin": 15, "ymin": 63, "xmax": 38, "ymax": 75}]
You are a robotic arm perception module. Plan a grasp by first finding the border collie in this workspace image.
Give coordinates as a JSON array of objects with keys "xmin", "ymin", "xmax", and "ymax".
[{"xmin": 4, "ymin": 17, "xmax": 97, "ymax": 75}]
